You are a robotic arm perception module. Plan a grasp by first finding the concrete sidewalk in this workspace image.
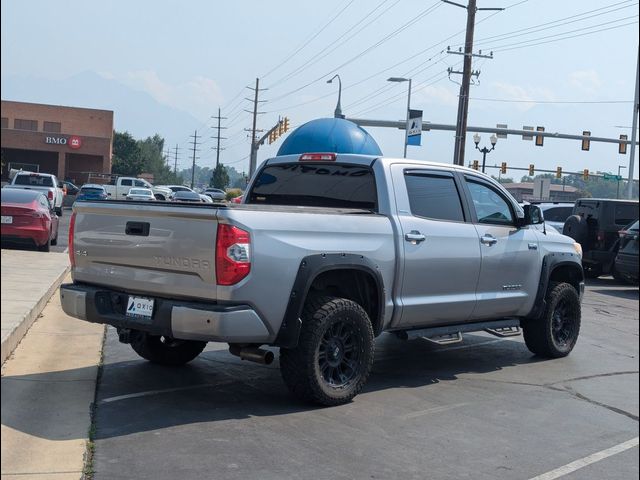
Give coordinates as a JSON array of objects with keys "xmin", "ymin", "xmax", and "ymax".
[
  {"xmin": 1, "ymin": 279, "xmax": 104, "ymax": 479},
  {"xmin": 1, "ymin": 249, "xmax": 70, "ymax": 364}
]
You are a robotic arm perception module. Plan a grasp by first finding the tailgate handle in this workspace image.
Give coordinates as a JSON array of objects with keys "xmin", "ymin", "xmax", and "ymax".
[{"xmin": 125, "ymin": 221, "xmax": 150, "ymax": 236}]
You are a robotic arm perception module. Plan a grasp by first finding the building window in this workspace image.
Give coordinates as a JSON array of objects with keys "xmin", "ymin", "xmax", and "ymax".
[
  {"xmin": 1, "ymin": 117, "xmax": 7, "ymax": 129},
  {"xmin": 43, "ymin": 121, "xmax": 61, "ymax": 133},
  {"xmin": 14, "ymin": 118, "xmax": 38, "ymax": 131}
]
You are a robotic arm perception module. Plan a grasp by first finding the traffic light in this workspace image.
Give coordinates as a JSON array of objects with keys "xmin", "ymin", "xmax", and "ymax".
[
  {"xmin": 472, "ymin": 160, "xmax": 479, "ymax": 170},
  {"xmin": 619, "ymin": 134, "xmax": 628, "ymax": 155},
  {"xmin": 268, "ymin": 131, "xmax": 274, "ymax": 144},
  {"xmin": 283, "ymin": 117, "xmax": 290, "ymax": 132},
  {"xmin": 528, "ymin": 164, "xmax": 535, "ymax": 176},
  {"xmin": 501, "ymin": 162, "xmax": 507, "ymax": 174},
  {"xmin": 583, "ymin": 169, "xmax": 589, "ymax": 180},
  {"xmin": 581, "ymin": 131, "xmax": 591, "ymax": 151},
  {"xmin": 535, "ymin": 126, "xmax": 544, "ymax": 147},
  {"xmin": 278, "ymin": 119, "xmax": 284, "ymax": 136},
  {"xmin": 556, "ymin": 166, "xmax": 562, "ymax": 179}
]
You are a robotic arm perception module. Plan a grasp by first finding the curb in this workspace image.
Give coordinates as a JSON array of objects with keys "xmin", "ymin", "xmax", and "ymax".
[{"xmin": 1, "ymin": 264, "xmax": 70, "ymax": 365}]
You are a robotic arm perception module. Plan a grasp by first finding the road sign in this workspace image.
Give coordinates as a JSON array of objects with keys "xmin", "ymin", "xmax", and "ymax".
[
  {"xmin": 603, "ymin": 173, "xmax": 622, "ymax": 181},
  {"xmin": 407, "ymin": 109, "xmax": 422, "ymax": 146},
  {"xmin": 496, "ymin": 124, "xmax": 508, "ymax": 139},
  {"xmin": 522, "ymin": 126, "xmax": 534, "ymax": 141}
]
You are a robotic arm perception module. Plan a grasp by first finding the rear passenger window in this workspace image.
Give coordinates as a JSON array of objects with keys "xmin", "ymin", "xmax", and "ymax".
[{"xmin": 404, "ymin": 173, "xmax": 465, "ymax": 222}]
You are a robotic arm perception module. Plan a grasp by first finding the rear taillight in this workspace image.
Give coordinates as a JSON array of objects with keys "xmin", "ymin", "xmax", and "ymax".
[
  {"xmin": 216, "ymin": 224, "xmax": 251, "ymax": 285},
  {"xmin": 69, "ymin": 212, "xmax": 76, "ymax": 267},
  {"xmin": 48, "ymin": 190, "xmax": 54, "ymax": 201},
  {"xmin": 299, "ymin": 153, "xmax": 337, "ymax": 161}
]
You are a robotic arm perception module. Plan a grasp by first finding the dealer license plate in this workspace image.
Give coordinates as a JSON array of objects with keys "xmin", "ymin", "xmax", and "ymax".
[
  {"xmin": 1, "ymin": 216, "xmax": 13, "ymax": 224},
  {"xmin": 126, "ymin": 296, "xmax": 154, "ymax": 319}
]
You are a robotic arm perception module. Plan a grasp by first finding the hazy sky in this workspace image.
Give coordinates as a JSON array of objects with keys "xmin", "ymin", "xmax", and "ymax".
[{"xmin": 2, "ymin": 0, "xmax": 639, "ymax": 179}]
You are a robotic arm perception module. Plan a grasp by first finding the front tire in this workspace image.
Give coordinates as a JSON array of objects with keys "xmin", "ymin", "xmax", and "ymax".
[
  {"xmin": 522, "ymin": 282, "xmax": 581, "ymax": 358},
  {"xmin": 280, "ymin": 296, "xmax": 374, "ymax": 406},
  {"xmin": 130, "ymin": 332, "xmax": 206, "ymax": 366}
]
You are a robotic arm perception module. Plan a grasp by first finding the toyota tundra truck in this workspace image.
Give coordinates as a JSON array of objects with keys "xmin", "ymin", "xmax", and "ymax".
[{"xmin": 60, "ymin": 153, "xmax": 584, "ymax": 405}]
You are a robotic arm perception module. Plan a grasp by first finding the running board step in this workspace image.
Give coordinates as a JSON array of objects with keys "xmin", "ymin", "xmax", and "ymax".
[
  {"xmin": 484, "ymin": 326, "xmax": 521, "ymax": 338},
  {"xmin": 420, "ymin": 332, "xmax": 463, "ymax": 345},
  {"xmin": 394, "ymin": 319, "xmax": 521, "ymax": 341}
]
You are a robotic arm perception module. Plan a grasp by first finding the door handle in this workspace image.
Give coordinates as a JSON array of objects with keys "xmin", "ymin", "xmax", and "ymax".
[
  {"xmin": 405, "ymin": 230, "xmax": 426, "ymax": 244},
  {"xmin": 480, "ymin": 234, "xmax": 498, "ymax": 246}
]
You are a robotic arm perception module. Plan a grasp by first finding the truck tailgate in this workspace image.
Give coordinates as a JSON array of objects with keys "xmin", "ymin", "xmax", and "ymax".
[{"xmin": 72, "ymin": 201, "xmax": 219, "ymax": 301}]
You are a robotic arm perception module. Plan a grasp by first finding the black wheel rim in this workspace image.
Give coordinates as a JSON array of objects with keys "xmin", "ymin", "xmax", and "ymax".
[
  {"xmin": 318, "ymin": 320, "xmax": 361, "ymax": 389},
  {"xmin": 551, "ymin": 299, "xmax": 578, "ymax": 347}
]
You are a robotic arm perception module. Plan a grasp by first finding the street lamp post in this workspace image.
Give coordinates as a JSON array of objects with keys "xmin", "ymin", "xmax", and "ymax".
[
  {"xmin": 327, "ymin": 75, "xmax": 344, "ymax": 119},
  {"xmin": 387, "ymin": 77, "xmax": 412, "ymax": 158},
  {"xmin": 473, "ymin": 133, "xmax": 498, "ymax": 173},
  {"xmin": 617, "ymin": 165, "xmax": 627, "ymax": 199}
]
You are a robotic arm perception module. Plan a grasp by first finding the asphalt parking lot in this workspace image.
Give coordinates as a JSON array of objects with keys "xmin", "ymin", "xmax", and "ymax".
[{"xmin": 78, "ymin": 279, "xmax": 638, "ymax": 480}]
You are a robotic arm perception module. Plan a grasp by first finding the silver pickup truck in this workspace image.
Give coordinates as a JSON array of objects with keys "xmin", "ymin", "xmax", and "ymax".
[{"xmin": 60, "ymin": 153, "xmax": 584, "ymax": 405}]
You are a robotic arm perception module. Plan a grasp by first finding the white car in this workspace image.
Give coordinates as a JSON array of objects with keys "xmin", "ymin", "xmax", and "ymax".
[
  {"xmin": 125, "ymin": 188, "xmax": 155, "ymax": 201},
  {"xmin": 534, "ymin": 202, "xmax": 575, "ymax": 233}
]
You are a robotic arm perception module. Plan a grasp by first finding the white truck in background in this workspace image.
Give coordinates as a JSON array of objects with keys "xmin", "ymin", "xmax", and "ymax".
[{"xmin": 95, "ymin": 176, "xmax": 173, "ymax": 201}]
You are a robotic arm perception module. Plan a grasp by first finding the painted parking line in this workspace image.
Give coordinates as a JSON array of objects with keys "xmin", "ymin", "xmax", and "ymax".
[{"xmin": 528, "ymin": 437, "xmax": 639, "ymax": 480}]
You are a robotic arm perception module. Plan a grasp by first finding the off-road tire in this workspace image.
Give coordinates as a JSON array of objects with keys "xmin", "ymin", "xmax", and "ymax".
[
  {"xmin": 563, "ymin": 214, "xmax": 587, "ymax": 245},
  {"xmin": 130, "ymin": 332, "xmax": 206, "ymax": 366},
  {"xmin": 522, "ymin": 282, "xmax": 581, "ymax": 358},
  {"xmin": 280, "ymin": 296, "xmax": 375, "ymax": 406}
]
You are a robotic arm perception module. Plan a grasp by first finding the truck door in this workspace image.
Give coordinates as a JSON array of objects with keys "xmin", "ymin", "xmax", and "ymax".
[
  {"xmin": 119, "ymin": 178, "xmax": 133, "ymax": 198},
  {"xmin": 462, "ymin": 176, "xmax": 541, "ymax": 319},
  {"xmin": 391, "ymin": 165, "xmax": 481, "ymax": 328}
]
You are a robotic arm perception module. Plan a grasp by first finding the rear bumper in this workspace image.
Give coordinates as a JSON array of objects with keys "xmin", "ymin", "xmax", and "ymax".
[
  {"xmin": 59, "ymin": 283, "xmax": 272, "ymax": 343},
  {"xmin": 615, "ymin": 254, "xmax": 639, "ymax": 280},
  {"xmin": 1, "ymin": 226, "xmax": 49, "ymax": 245}
]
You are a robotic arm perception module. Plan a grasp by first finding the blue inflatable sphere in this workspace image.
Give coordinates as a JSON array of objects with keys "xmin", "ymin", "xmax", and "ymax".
[{"xmin": 277, "ymin": 118, "xmax": 382, "ymax": 156}]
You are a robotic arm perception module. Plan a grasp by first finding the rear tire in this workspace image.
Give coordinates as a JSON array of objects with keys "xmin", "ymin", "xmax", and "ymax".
[
  {"xmin": 280, "ymin": 296, "xmax": 374, "ymax": 406},
  {"xmin": 563, "ymin": 215, "xmax": 587, "ymax": 245},
  {"xmin": 51, "ymin": 228, "xmax": 58, "ymax": 246},
  {"xmin": 55, "ymin": 206, "xmax": 63, "ymax": 217},
  {"xmin": 38, "ymin": 235, "xmax": 51, "ymax": 252},
  {"xmin": 130, "ymin": 332, "xmax": 206, "ymax": 366},
  {"xmin": 522, "ymin": 282, "xmax": 581, "ymax": 358}
]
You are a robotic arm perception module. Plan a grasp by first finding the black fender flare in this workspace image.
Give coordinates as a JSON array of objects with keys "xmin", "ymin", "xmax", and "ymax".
[
  {"xmin": 526, "ymin": 253, "xmax": 584, "ymax": 320},
  {"xmin": 273, "ymin": 253, "xmax": 385, "ymax": 348}
]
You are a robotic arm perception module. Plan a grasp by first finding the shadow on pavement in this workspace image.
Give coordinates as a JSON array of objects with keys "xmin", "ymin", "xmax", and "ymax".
[
  {"xmin": 1, "ymin": 333, "xmax": 541, "ymax": 441},
  {"xmin": 589, "ymin": 288, "xmax": 639, "ymax": 300}
]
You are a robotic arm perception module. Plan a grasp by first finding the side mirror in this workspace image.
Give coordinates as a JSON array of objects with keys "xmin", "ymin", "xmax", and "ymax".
[{"xmin": 523, "ymin": 204, "xmax": 544, "ymax": 226}]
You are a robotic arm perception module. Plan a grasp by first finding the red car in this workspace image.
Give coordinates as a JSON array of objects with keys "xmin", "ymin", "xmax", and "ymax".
[
  {"xmin": 1, "ymin": 188, "xmax": 59, "ymax": 251},
  {"xmin": 231, "ymin": 195, "xmax": 243, "ymax": 204}
]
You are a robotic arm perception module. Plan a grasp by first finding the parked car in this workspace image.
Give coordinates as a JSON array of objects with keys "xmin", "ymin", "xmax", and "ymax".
[
  {"xmin": 563, "ymin": 198, "xmax": 639, "ymax": 278},
  {"xmin": 532, "ymin": 202, "xmax": 575, "ymax": 233},
  {"xmin": 202, "ymin": 188, "xmax": 226, "ymax": 201},
  {"xmin": 172, "ymin": 191, "xmax": 205, "ymax": 203},
  {"xmin": 76, "ymin": 184, "xmax": 108, "ymax": 202},
  {"xmin": 158, "ymin": 185, "xmax": 195, "ymax": 195},
  {"xmin": 614, "ymin": 220, "xmax": 639, "ymax": 284},
  {"xmin": 125, "ymin": 188, "xmax": 155, "ymax": 201},
  {"xmin": 199, "ymin": 194, "xmax": 214, "ymax": 203},
  {"xmin": 102, "ymin": 177, "xmax": 172, "ymax": 201},
  {"xmin": 1, "ymin": 188, "xmax": 59, "ymax": 251},
  {"xmin": 4, "ymin": 171, "xmax": 64, "ymax": 216},
  {"xmin": 60, "ymin": 152, "xmax": 584, "ymax": 406}
]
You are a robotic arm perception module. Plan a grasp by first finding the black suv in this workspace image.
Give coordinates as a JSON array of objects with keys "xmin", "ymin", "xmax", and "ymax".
[{"xmin": 563, "ymin": 198, "xmax": 639, "ymax": 278}]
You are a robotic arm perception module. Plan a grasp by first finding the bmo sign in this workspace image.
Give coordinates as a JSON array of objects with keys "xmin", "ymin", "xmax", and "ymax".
[{"xmin": 45, "ymin": 135, "xmax": 82, "ymax": 149}]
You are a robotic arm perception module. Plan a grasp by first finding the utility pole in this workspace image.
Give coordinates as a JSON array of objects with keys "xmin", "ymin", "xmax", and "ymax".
[
  {"xmin": 246, "ymin": 78, "xmax": 267, "ymax": 178},
  {"xmin": 627, "ymin": 46, "xmax": 639, "ymax": 199},
  {"xmin": 173, "ymin": 144, "xmax": 180, "ymax": 176},
  {"xmin": 443, "ymin": 0, "xmax": 502, "ymax": 166},
  {"xmin": 211, "ymin": 107, "xmax": 227, "ymax": 169},
  {"xmin": 189, "ymin": 130, "xmax": 200, "ymax": 189}
]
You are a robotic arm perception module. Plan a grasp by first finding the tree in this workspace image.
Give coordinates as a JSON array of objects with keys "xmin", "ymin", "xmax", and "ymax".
[
  {"xmin": 112, "ymin": 131, "xmax": 144, "ymax": 176},
  {"xmin": 211, "ymin": 164, "xmax": 229, "ymax": 190}
]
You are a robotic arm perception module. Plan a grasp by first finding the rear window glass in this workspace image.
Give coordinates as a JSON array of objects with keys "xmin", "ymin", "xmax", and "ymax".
[
  {"xmin": 543, "ymin": 206, "xmax": 573, "ymax": 222},
  {"xmin": 248, "ymin": 163, "xmax": 377, "ymax": 210},
  {"xmin": 1, "ymin": 189, "xmax": 40, "ymax": 203},
  {"xmin": 405, "ymin": 173, "xmax": 464, "ymax": 222},
  {"xmin": 614, "ymin": 204, "xmax": 638, "ymax": 226},
  {"xmin": 13, "ymin": 174, "xmax": 54, "ymax": 187},
  {"xmin": 80, "ymin": 187, "xmax": 104, "ymax": 194},
  {"xmin": 129, "ymin": 189, "xmax": 150, "ymax": 195}
]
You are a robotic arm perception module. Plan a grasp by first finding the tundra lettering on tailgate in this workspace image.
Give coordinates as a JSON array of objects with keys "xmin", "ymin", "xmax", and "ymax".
[{"xmin": 153, "ymin": 256, "xmax": 211, "ymax": 270}]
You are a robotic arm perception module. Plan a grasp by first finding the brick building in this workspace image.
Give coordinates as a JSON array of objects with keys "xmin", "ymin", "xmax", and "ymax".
[{"xmin": 1, "ymin": 100, "xmax": 113, "ymax": 184}]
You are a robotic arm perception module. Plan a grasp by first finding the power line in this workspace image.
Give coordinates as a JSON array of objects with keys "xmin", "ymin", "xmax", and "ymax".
[
  {"xmin": 469, "ymin": 97, "xmax": 634, "ymax": 104},
  {"xmin": 211, "ymin": 108, "xmax": 227, "ymax": 169},
  {"xmin": 261, "ymin": 0, "xmax": 356, "ymax": 79}
]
